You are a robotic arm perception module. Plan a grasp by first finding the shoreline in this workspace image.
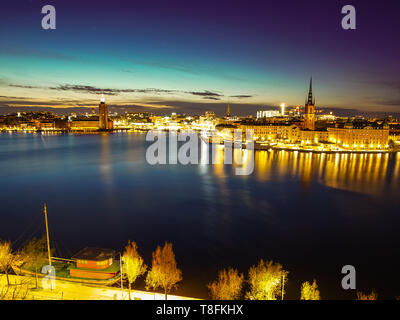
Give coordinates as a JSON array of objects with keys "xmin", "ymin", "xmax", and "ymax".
[
  {"xmin": 253, "ymin": 144, "xmax": 395, "ymax": 154},
  {"xmin": 204, "ymin": 138, "xmax": 397, "ymax": 154},
  {"xmin": 2, "ymin": 130, "xmax": 398, "ymax": 154},
  {"xmin": 0, "ymin": 274, "xmax": 198, "ymax": 300}
]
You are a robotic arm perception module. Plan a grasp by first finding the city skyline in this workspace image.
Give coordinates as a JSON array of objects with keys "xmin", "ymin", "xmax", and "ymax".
[{"xmin": 1, "ymin": 0, "xmax": 400, "ymax": 115}]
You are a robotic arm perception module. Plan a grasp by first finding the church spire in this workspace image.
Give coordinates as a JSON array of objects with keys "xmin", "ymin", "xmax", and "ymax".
[
  {"xmin": 226, "ymin": 104, "xmax": 231, "ymax": 117},
  {"xmin": 307, "ymin": 77, "xmax": 314, "ymax": 106}
]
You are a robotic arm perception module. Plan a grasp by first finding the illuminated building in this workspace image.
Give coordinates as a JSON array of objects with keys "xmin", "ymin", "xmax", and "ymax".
[
  {"xmin": 33, "ymin": 120, "xmax": 55, "ymax": 131},
  {"xmin": 256, "ymin": 110, "xmax": 281, "ymax": 119},
  {"xmin": 70, "ymin": 119, "xmax": 101, "ymax": 131},
  {"xmin": 69, "ymin": 95, "xmax": 113, "ymax": 131},
  {"xmin": 304, "ymin": 77, "xmax": 315, "ymax": 130},
  {"xmin": 226, "ymin": 104, "xmax": 231, "ymax": 118},
  {"xmin": 327, "ymin": 121, "xmax": 389, "ymax": 149},
  {"xmin": 239, "ymin": 118, "xmax": 390, "ymax": 150},
  {"xmin": 219, "ymin": 77, "xmax": 392, "ymax": 151},
  {"xmin": 205, "ymin": 111, "xmax": 216, "ymax": 120},
  {"xmin": 280, "ymin": 103, "xmax": 286, "ymax": 116},
  {"xmin": 318, "ymin": 113, "xmax": 336, "ymax": 121},
  {"xmin": 297, "ymin": 129, "xmax": 327, "ymax": 145},
  {"xmin": 99, "ymin": 94, "xmax": 110, "ymax": 130},
  {"xmin": 240, "ymin": 123, "xmax": 299, "ymax": 142}
]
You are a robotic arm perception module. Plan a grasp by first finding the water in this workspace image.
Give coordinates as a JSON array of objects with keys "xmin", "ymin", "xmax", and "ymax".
[{"xmin": 1, "ymin": 132, "xmax": 400, "ymax": 299}]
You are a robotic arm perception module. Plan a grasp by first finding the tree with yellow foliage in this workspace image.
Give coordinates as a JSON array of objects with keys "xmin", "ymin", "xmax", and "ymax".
[
  {"xmin": 122, "ymin": 241, "xmax": 147, "ymax": 300},
  {"xmin": 208, "ymin": 268, "xmax": 244, "ymax": 300},
  {"xmin": 246, "ymin": 259, "xmax": 289, "ymax": 300},
  {"xmin": 300, "ymin": 279, "xmax": 321, "ymax": 300},
  {"xmin": 0, "ymin": 240, "xmax": 19, "ymax": 287},
  {"xmin": 357, "ymin": 290, "xmax": 378, "ymax": 300},
  {"xmin": 21, "ymin": 237, "xmax": 49, "ymax": 289},
  {"xmin": 145, "ymin": 242, "xmax": 182, "ymax": 300}
]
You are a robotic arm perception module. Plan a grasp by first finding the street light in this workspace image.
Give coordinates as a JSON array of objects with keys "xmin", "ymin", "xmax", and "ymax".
[{"xmin": 119, "ymin": 252, "xmax": 124, "ymax": 298}]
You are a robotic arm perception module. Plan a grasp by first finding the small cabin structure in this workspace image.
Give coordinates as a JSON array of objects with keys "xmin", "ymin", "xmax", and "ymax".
[{"xmin": 69, "ymin": 247, "xmax": 119, "ymax": 280}]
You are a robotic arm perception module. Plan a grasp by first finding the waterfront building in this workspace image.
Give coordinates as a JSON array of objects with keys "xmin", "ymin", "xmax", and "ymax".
[
  {"xmin": 32, "ymin": 120, "xmax": 55, "ymax": 131},
  {"xmin": 70, "ymin": 119, "xmax": 101, "ymax": 131},
  {"xmin": 217, "ymin": 77, "xmax": 392, "ymax": 150},
  {"xmin": 240, "ymin": 122, "xmax": 299, "ymax": 142},
  {"xmin": 99, "ymin": 94, "xmax": 111, "ymax": 130},
  {"xmin": 69, "ymin": 95, "xmax": 113, "ymax": 131},
  {"xmin": 327, "ymin": 121, "xmax": 389, "ymax": 149},
  {"xmin": 239, "ymin": 119, "xmax": 389, "ymax": 150},
  {"xmin": 299, "ymin": 129, "xmax": 328, "ymax": 145}
]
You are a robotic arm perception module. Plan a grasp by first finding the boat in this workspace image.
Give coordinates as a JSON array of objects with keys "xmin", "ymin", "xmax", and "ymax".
[
  {"xmin": 12, "ymin": 261, "xmax": 121, "ymax": 286},
  {"xmin": 12, "ymin": 204, "xmax": 122, "ymax": 286}
]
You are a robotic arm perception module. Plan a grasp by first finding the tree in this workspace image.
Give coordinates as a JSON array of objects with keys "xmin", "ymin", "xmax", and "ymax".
[
  {"xmin": 145, "ymin": 242, "xmax": 182, "ymax": 300},
  {"xmin": 246, "ymin": 259, "xmax": 289, "ymax": 300},
  {"xmin": 0, "ymin": 240, "xmax": 19, "ymax": 287},
  {"xmin": 357, "ymin": 290, "xmax": 378, "ymax": 300},
  {"xmin": 21, "ymin": 237, "xmax": 49, "ymax": 288},
  {"xmin": 122, "ymin": 240, "xmax": 147, "ymax": 300},
  {"xmin": 208, "ymin": 268, "xmax": 244, "ymax": 300},
  {"xmin": 300, "ymin": 279, "xmax": 321, "ymax": 300}
]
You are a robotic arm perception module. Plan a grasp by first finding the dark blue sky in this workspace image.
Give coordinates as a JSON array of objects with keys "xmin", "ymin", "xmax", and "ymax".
[{"xmin": 1, "ymin": 0, "xmax": 400, "ymax": 114}]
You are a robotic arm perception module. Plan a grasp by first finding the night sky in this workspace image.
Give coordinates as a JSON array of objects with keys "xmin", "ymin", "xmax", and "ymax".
[{"xmin": 1, "ymin": 0, "xmax": 400, "ymax": 115}]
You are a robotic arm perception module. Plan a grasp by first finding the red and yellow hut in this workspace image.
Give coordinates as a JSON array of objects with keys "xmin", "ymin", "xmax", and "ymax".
[{"xmin": 69, "ymin": 247, "xmax": 120, "ymax": 280}]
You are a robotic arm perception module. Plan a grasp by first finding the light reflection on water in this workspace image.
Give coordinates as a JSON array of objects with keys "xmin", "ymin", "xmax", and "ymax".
[
  {"xmin": 208, "ymin": 143, "xmax": 399, "ymax": 197},
  {"xmin": 253, "ymin": 150, "xmax": 398, "ymax": 196}
]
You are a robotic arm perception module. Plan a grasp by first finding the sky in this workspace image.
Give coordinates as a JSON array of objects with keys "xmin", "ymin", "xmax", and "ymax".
[{"xmin": 1, "ymin": 0, "xmax": 400, "ymax": 115}]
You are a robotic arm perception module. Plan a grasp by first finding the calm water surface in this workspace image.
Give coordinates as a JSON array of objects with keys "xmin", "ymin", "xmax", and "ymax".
[{"xmin": 1, "ymin": 132, "xmax": 399, "ymax": 299}]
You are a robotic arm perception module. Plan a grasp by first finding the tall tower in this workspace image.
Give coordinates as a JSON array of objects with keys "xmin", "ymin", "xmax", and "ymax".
[
  {"xmin": 226, "ymin": 104, "xmax": 231, "ymax": 118},
  {"xmin": 280, "ymin": 103, "xmax": 286, "ymax": 116},
  {"xmin": 99, "ymin": 93, "xmax": 108, "ymax": 130},
  {"xmin": 304, "ymin": 77, "xmax": 315, "ymax": 130}
]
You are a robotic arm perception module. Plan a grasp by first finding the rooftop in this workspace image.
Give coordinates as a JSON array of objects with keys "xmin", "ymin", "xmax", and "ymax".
[{"xmin": 71, "ymin": 247, "xmax": 116, "ymax": 261}]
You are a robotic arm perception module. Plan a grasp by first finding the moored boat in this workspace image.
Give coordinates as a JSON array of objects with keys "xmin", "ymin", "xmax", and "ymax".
[
  {"xmin": 12, "ymin": 253, "xmax": 121, "ymax": 286},
  {"xmin": 12, "ymin": 204, "xmax": 121, "ymax": 286}
]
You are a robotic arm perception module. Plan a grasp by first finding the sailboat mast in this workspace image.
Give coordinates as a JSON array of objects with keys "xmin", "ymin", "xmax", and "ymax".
[{"xmin": 44, "ymin": 203, "xmax": 52, "ymax": 266}]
